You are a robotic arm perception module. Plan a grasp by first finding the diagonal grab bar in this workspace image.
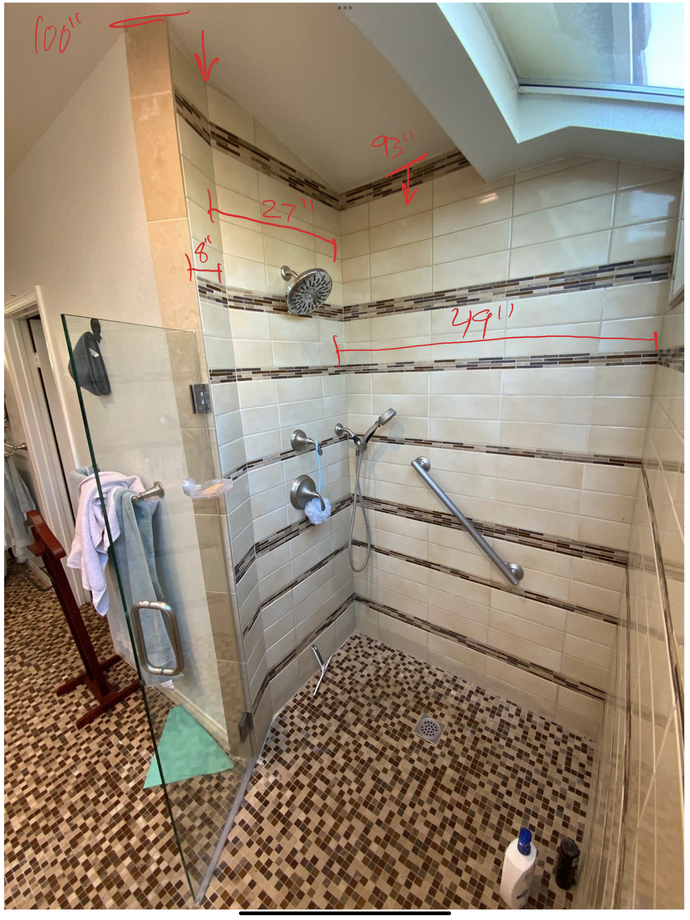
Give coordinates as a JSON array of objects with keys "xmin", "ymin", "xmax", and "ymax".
[{"xmin": 411, "ymin": 457, "xmax": 524, "ymax": 587}]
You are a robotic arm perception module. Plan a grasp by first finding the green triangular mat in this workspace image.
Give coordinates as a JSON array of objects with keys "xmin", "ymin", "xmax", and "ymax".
[{"xmin": 144, "ymin": 706, "xmax": 234, "ymax": 789}]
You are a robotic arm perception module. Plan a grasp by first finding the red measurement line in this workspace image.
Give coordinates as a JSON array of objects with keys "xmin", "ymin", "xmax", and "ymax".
[
  {"xmin": 333, "ymin": 333, "xmax": 658, "ymax": 368},
  {"xmin": 384, "ymin": 153, "xmax": 427, "ymax": 178},
  {"xmin": 109, "ymin": 10, "xmax": 190, "ymax": 28},
  {"xmin": 207, "ymin": 190, "xmax": 337, "ymax": 261}
]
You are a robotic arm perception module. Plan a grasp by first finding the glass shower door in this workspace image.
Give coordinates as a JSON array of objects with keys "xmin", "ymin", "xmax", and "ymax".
[{"xmin": 62, "ymin": 314, "xmax": 249, "ymax": 901}]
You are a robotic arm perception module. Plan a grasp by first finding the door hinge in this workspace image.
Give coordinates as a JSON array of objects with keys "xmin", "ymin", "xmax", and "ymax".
[
  {"xmin": 190, "ymin": 383, "xmax": 211, "ymax": 414},
  {"xmin": 238, "ymin": 711, "xmax": 253, "ymax": 742}
]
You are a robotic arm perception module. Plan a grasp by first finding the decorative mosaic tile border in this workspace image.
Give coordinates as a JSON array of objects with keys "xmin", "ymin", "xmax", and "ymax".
[
  {"xmin": 340, "ymin": 257, "xmax": 673, "ymax": 321},
  {"xmin": 640, "ymin": 468, "xmax": 684, "ymax": 727},
  {"xmin": 234, "ymin": 496, "xmax": 351, "ymax": 583},
  {"xmin": 657, "ymin": 346, "xmax": 685, "ymax": 373},
  {"xmin": 222, "ymin": 434, "xmax": 642, "ymax": 488},
  {"xmin": 358, "ymin": 542, "xmax": 620, "ymax": 626},
  {"xmin": 210, "ymin": 348, "xmax": 660, "ymax": 383},
  {"xmin": 356, "ymin": 596, "xmax": 606, "ymax": 702},
  {"xmin": 252, "ymin": 593, "xmax": 356, "ymax": 713},
  {"xmin": 197, "ymin": 278, "xmax": 342, "ymax": 320},
  {"xmin": 198, "ymin": 258, "xmax": 672, "ymax": 324},
  {"xmin": 370, "ymin": 435, "xmax": 643, "ymax": 470},
  {"xmin": 364, "ymin": 496, "xmax": 629, "ymax": 567},
  {"xmin": 242, "ymin": 545, "xmax": 347, "ymax": 640},
  {"xmin": 235, "ymin": 484, "xmax": 627, "ymax": 589},
  {"xmin": 176, "ymin": 90, "xmax": 469, "ymax": 211},
  {"xmin": 341, "ymin": 150, "xmax": 470, "ymax": 208},
  {"xmin": 176, "ymin": 91, "xmax": 339, "ymax": 210},
  {"xmin": 224, "ymin": 437, "xmax": 339, "ymax": 482}
]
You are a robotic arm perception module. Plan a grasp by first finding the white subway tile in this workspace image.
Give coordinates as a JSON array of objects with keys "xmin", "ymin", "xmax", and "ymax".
[
  {"xmin": 369, "ymin": 211, "xmax": 432, "ymax": 252},
  {"xmin": 513, "ymin": 159, "xmax": 618, "ymax": 215},
  {"xmin": 509, "ymin": 230, "xmax": 610, "ymax": 278},
  {"xmin": 433, "ymin": 166, "xmax": 513, "ymax": 208},
  {"xmin": 208, "ymin": 85, "xmax": 254, "ymax": 142},
  {"xmin": 512, "ymin": 195, "xmax": 614, "ymax": 248},
  {"xmin": 370, "ymin": 267, "xmax": 432, "ymax": 300},
  {"xmin": 614, "ymin": 180, "xmax": 681, "ymax": 227},
  {"xmin": 609, "ymin": 219, "xmax": 677, "ymax": 261},
  {"xmin": 433, "ymin": 250, "xmax": 510, "ymax": 291},
  {"xmin": 433, "ymin": 187, "xmax": 513, "ymax": 236},
  {"xmin": 368, "ymin": 182, "xmax": 433, "ymax": 226},
  {"xmin": 433, "ymin": 219, "xmax": 511, "ymax": 264},
  {"xmin": 370, "ymin": 239, "xmax": 432, "ymax": 276}
]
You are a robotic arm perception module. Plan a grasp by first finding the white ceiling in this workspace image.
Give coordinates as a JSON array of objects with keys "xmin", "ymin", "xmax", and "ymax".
[
  {"xmin": 173, "ymin": 4, "xmax": 453, "ymax": 190},
  {"xmin": 5, "ymin": 2, "xmax": 454, "ymax": 189},
  {"xmin": 4, "ymin": 3, "xmax": 180, "ymax": 178}
]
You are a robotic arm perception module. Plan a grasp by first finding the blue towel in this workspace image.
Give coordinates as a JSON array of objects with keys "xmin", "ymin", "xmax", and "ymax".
[
  {"xmin": 113, "ymin": 490, "xmax": 180, "ymax": 686},
  {"xmin": 4, "ymin": 457, "xmax": 36, "ymax": 562}
]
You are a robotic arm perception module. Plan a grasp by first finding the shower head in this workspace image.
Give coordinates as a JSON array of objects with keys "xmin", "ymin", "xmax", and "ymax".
[
  {"xmin": 378, "ymin": 408, "xmax": 397, "ymax": 426},
  {"xmin": 362, "ymin": 408, "xmax": 397, "ymax": 445},
  {"xmin": 280, "ymin": 265, "xmax": 332, "ymax": 316}
]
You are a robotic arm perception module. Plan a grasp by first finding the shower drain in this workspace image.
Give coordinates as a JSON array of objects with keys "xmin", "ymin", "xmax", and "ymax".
[{"xmin": 413, "ymin": 714, "xmax": 445, "ymax": 745}]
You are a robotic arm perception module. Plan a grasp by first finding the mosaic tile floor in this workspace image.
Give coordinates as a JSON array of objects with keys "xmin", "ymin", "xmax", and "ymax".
[
  {"xmin": 208, "ymin": 633, "xmax": 594, "ymax": 909},
  {"xmin": 5, "ymin": 564, "xmax": 594, "ymax": 909},
  {"xmin": 3, "ymin": 563, "xmax": 239, "ymax": 909}
]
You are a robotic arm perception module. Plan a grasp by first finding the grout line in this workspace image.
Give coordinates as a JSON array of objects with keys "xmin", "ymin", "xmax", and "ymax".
[
  {"xmin": 355, "ymin": 540, "xmax": 622, "ymax": 623},
  {"xmin": 354, "ymin": 595, "xmax": 606, "ymax": 702}
]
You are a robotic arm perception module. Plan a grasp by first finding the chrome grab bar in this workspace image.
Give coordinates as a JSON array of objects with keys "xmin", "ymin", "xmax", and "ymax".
[
  {"xmin": 130, "ymin": 600, "xmax": 185, "ymax": 676},
  {"xmin": 411, "ymin": 457, "xmax": 524, "ymax": 587}
]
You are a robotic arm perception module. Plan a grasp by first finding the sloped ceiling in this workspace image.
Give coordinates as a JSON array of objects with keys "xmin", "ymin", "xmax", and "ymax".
[
  {"xmin": 5, "ymin": 2, "xmax": 454, "ymax": 189},
  {"xmin": 172, "ymin": 4, "xmax": 454, "ymax": 190}
]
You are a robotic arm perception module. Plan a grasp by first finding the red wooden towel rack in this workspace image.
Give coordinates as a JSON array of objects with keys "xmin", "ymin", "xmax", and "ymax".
[{"xmin": 25, "ymin": 509, "xmax": 139, "ymax": 729}]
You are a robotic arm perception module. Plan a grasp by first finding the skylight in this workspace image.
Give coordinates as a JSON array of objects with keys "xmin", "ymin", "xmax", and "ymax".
[{"xmin": 482, "ymin": 2, "xmax": 684, "ymax": 95}]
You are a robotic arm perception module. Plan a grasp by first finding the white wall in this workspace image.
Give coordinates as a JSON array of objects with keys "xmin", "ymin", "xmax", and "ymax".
[
  {"xmin": 4, "ymin": 36, "xmax": 230, "ymax": 744},
  {"xmin": 5, "ymin": 36, "xmax": 162, "ymax": 467}
]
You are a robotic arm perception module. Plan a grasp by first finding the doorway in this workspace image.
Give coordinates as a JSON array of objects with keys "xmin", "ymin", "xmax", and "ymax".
[{"xmin": 4, "ymin": 290, "xmax": 83, "ymax": 601}]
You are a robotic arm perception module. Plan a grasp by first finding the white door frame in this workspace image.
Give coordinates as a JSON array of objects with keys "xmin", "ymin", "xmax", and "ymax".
[{"xmin": 4, "ymin": 286, "xmax": 86, "ymax": 603}]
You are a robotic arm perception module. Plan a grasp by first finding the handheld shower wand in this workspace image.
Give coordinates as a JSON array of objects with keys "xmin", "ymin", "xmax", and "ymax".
[{"xmin": 335, "ymin": 409, "xmax": 397, "ymax": 571}]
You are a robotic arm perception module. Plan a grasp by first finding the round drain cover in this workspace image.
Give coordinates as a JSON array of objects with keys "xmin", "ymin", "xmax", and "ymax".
[
  {"xmin": 419, "ymin": 718, "xmax": 440, "ymax": 738},
  {"xmin": 414, "ymin": 714, "xmax": 444, "ymax": 744}
]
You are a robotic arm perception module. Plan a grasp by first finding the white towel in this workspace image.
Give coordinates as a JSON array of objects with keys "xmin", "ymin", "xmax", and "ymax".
[{"xmin": 66, "ymin": 472, "xmax": 158, "ymax": 614}]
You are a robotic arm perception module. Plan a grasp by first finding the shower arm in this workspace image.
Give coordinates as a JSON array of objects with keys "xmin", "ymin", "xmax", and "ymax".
[{"xmin": 411, "ymin": 457, "xmax": 524, "ymax": 587}]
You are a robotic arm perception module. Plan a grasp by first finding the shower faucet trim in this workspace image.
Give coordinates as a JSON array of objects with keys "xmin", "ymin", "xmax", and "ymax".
[
  {"xmin": 334, "ymin": 408, "xmax": 396, "ymax": 456},
  {"xmin": 336, "ymin": 409, "xmax": 397, "ymax": 572}
]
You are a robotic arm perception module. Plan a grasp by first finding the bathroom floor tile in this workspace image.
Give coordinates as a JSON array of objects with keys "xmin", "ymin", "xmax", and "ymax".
[
  {"xmin": 207, "ymin": 632, "xmax": 593, "ymax": 910},
  {"xmin": 3, "ymin": 564, "xmax": 240, "ymax": 910},
  {"xmin": 5, "ymin": 566, "xmax": 592, "ymax": 910}
]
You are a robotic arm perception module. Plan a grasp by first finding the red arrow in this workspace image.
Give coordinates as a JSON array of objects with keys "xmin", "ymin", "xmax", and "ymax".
[
  {"xmin": 400, "ymin": 179, "xmax": 417, "ymax": 205},
  {"xmin": 194, "ymin": 30, "xmax": 218, "ymax": 82}
]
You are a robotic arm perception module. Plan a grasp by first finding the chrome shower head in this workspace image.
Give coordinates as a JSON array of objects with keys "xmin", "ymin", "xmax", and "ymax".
[
  {"xmin": 362, "ymin": 408, "xmax": 397, "ymax": 446},
  {"xmin": 281, "ymin": 265, "xmax": 332, "ymax": 316}
]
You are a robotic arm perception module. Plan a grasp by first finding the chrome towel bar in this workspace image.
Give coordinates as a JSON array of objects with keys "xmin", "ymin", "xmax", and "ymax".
[
  {"xmin": 411, "ymin": 457, "xmax": 524, "ymax": 587},
  {"xmin": 132, "ymin": 481, "xmax": 164, "ymax": 503}
]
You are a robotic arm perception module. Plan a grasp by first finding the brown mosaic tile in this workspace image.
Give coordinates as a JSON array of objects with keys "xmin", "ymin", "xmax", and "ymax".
[
  {"xmin": 4, "ymin": 562, "xmax": 254, "ymax": 908},
  {"xmin": 3, "ymin": 568, "xmax": 597, "ymax": 910},
  {"xmin": 207, "ymin": 632, "xmax": 595, "ymax": 909},
  {"xmin": 176, "ymin": 90, "xmax": 468, "ymax": 211},
  {"xmin": 363, "ymin": 495, "xmax": 629, "ymax": 567},
  {"xmin": 356, "ymin": 595, "xmax": 606, "ymax": 700},
  {"xmin": 210, "ymin": 348, "xmax": 661, "ymax": 383}
]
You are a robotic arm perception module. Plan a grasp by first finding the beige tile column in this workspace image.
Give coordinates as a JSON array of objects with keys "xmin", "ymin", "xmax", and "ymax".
[{"xmin": 124, "ymin": 22, "xmax": 249, "ymax": 759}]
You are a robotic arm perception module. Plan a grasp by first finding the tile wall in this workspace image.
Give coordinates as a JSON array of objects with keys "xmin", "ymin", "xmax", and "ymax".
[
  {"xmin": 342, "ymin": 161, "xmax": 680, "ymax": 740},
  {"xmin": 169, "ymin": 31, "xmax": 354, "ymax": 746},
  {"xmin": 169, "ymin": 24, "xmax": 682, "ymax": 746},
  {"xmin": 577, "ymin": 292, "xmax": 684, "ymax": 909}
]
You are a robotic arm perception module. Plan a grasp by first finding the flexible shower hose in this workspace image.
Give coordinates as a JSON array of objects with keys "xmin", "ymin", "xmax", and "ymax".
[{"xmin": 348, "ymin": 449, "xmax": 372, "ymax": 572}]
